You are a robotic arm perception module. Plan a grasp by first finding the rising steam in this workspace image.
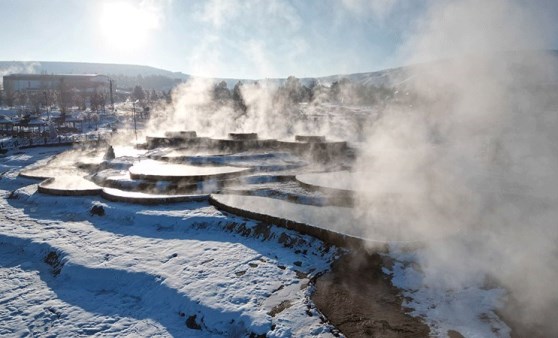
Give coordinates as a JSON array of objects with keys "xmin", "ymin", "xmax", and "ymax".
[
  {"xmin": 144, "ymin": 77, "xmax": 365, "ymax": 141},
  {"xmin": 139, "ymin": 0, "xmax": 558, "ymax": 334},
  {"xmin": 0, "ymin": 61, "xmax": 40, "ymax": 78},
  {"xmin": 353, "ymin": 0, "xmax": 558, "ymax": 334}
]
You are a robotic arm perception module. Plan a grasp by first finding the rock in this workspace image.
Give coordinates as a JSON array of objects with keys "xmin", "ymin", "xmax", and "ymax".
[
  {"xmin": 90, "ymin": 205, "xmax": 105, "ymax": 216},
  {"xmin": 185, "ymin": 315, "xmax": 201, "ymax": 330},
  {"xmin": 44, "ymin": 251, "xmax": 64, "ymax": 276},
  {"xmin": 7, "ymin": 190, "xmax": 18, "ymax": 200},
  {"xmin": 104, "ymin": 145, "xmax": 115, "ymax": 161}
]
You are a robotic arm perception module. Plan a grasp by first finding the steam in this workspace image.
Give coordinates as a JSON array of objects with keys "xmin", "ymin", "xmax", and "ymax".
[
  {"xmin": 192, "ymin": 0, "xmax": 306, "ymax": 79},
  {"xmin": 144, "ymin": 77, "xmax": 364, "ymax": 140},
  {"xmin": 145, "ymin": 78, "xmax": 239, "ymax": 138},
  {"xmin": 134, "ymin": 0, "xmax": 558, "ymax": 333},
  {"xmin": 353, "ymin": 0, "xmax": 558, "ymax": 334},
  {"xmin": 0, "ymin": 61, "xmax": 40, "ymax": 78}
]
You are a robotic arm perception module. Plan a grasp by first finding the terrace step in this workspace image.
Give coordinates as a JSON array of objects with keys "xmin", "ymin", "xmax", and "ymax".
[{"xmin": 101, "ymin": 187, "xmax": 207, "ymax": 204}]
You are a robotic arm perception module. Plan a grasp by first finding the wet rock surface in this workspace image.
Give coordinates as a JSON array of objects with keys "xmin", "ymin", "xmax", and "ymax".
[{"xmin": 312, "ymin": 251, "xmax": 430, "ymax": 338}]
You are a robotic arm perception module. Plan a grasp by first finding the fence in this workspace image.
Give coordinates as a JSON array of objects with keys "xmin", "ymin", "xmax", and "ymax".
[{"xmin": 0, "ymin": 133, "xmax": 112, "ymax": 152}]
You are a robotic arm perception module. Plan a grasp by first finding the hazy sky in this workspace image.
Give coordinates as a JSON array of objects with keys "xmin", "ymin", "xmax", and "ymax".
[{"xmin": 1, "ymin": 0, "xmax": 557, "ymax": 79}]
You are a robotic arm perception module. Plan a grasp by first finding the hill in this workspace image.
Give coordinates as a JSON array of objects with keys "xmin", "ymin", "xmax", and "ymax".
[
  {"xmin": 0, "ymin": 61, "xmax": 189, "ymax": 80},
  {"xmin": 2, "ymin": 50, "xmax": 557, "ymax": 91},
  {"xmin": 0, "ymin": 61, "xmax": 190, "ymax": 91}
]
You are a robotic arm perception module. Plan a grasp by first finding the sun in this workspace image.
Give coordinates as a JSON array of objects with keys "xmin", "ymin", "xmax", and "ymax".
[{"xmin": 99, "ymin": 1, "xmax": 159, "ymax": 51}]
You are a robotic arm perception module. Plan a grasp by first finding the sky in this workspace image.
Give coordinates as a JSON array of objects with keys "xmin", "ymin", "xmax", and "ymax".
[{"xmin": 1, "ymin": 0, "xmax": 558, "ymax": 79}]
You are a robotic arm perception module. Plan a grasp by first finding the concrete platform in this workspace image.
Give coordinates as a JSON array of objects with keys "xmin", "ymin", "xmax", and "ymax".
[
  {"xmin": 295, "ymin": 135, "xmax": 326, "ymax": 143},
  {"xmin": 164, "ymin": 130, "xmax": 197, "ymax": 139},
  {"xmin": 277, "ymin": 137, "xmax": 347, "ymax": 161},
  {"xmin": 296, "ymin": 170, "xmax": 358, "ymax": 195},
  {"xmin": 161, "ymin": 151, "xmax": 307, "ymax": 172},
  {"xmin": 160, "ymin": 150, "xmax": 233, "ymax": 162},
  {"xmin": 145, "ymin": 135, "xmax": 209, "ymax": 149},
  {"xmin": 94, "ymin": 170, "xmax": 237, "ymax": 194},
  {"xmin": 128, "ymin": 159, "xmax": 251, "ymax": 182},
  {"xmin": 101, "ymin": 187, "xmax": 206, "ymax": 204},
  {"xmin": 212, "ymin": 138, "xmax": 278, "ymax": 152},
  {"xmin": 209, "ymin": 193, "xmax": 369, "ymax": 248},
  {"xmin": 209, "ymin": 193, "xmax": 433, "ymax": 249},
  {"xmin": 228, "ymin": 132, "xmax": 258, "ymax": 140},
  {"xmin": 19, "ymin": 148, "xmax": 105, "ymax": 180},
  {"xmin": 20, "ymin": 167, "xmax": 90, "ymax": 180},
  {"xmin": 38, "ymin": 176, "xmax": 102, "ymax": 196}
]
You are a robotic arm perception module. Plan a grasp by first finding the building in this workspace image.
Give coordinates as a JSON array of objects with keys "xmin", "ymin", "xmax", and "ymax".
[{"xmin": 3, "ymin": 74, "xmax": 111, "ymax": 94}]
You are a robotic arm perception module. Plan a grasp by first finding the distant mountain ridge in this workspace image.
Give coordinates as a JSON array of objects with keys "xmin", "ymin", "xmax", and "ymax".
[
  {"xmin": 2, "ymin": 50, "xmax": 557, "ymax": 90},
  {"xmin": 0, "ymin": 61, "xmax": 190, "ymax": 80},
  {"xmin": 0, "ymin": 60, "xmax": 400, "ymax": 89}
]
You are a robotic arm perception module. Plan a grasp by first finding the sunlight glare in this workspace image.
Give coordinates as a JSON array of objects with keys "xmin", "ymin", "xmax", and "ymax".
[{"xmin": 99, "ymin": 2, "xmax": 160, "ymax": 50}]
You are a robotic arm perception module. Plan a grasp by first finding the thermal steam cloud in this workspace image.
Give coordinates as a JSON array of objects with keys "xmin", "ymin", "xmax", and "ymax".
[
  {"xmin": 144, "ymin": 76, "xmax": 366, "ymax": 141},
  {"xmin": 0, "ymin": 62, "xmax": 40, "ymax": 78},
  {"xmin": 352, "ymin": 0, "xmax": 558, "ymax": 334},
  {"xmin": 140, "ymin": 0, "xmax": 558, "ymax": 334}
]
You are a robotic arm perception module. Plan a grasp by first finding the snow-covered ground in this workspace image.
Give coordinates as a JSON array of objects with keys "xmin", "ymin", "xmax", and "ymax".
[
  {"xmin": 0, "ymin": 145, "xmax": 513, "ymax": 337},
  {"xmin": 384, "ymin": 247, "xmax": 511, "ymax": 338},
  {"xmin": 0, "ymin": 147, "xmax": 338, "ymax": 337}
]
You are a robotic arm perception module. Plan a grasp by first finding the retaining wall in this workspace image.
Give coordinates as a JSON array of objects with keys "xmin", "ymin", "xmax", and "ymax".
[{"xmin": 208, "ymin": 194, "xmax": 374, "ymax": 250}]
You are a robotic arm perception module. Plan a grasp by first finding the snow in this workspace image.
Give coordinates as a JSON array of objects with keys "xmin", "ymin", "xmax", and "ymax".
[
  {"xmin": 385, "ymin": 247, "xmax": 511, "ymax": 338},
  {"xmin": 0, "ymin": 147, "xmax": 338, "ymax": 337},
  {"xmin": 0, "ymin": 145, "xmax": 513, "ymax": 337}
]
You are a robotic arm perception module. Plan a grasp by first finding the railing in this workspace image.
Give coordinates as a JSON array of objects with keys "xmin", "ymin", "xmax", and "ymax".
[{"xmin": 0, "ymin": 132, "xmax": 112, "ymax": 151}]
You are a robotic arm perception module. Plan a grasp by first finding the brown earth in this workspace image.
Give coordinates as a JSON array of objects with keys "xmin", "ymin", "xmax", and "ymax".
[{"xmin": 312, "ymin": 251, "xmax": 430, "ymax": 338}]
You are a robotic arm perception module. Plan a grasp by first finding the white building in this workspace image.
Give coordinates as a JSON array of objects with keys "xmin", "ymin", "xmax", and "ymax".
[{"xmin": 3, "ymin": 74, "xmax": 110, "ymax": 94}]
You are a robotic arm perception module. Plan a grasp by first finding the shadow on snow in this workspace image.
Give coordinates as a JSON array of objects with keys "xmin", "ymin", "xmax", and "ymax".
[{"xmin": 0, "ymin": 233, "xmax": 265, "ymax": 336}]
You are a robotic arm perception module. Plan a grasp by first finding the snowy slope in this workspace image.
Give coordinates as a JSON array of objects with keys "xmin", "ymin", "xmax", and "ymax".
[
  {"xmin": 0, "ymin": 146, "xmax": 516, "ymax": 337},
  {"xmin": 0, "ymin": 147, "xmax": 338, "ymax": 337}
]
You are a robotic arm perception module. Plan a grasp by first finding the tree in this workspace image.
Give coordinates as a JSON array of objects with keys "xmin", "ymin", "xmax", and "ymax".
[
  {"xmin": 76, "ymin": 91, "xmax": 87, "ymax": 111},
  {"xmin": 132, "ymin": 85, "xmax": 146, "ymax": 101},
  {"xmin": 164, "ymin": 89, "xmax": 172, "ymax": 104},
  {"xmin": 308, "ymin": 81, "xmax": 329, "ymax": 103},
  {"xmin": 14, "ymin": 91, "xmax": 27, "ymax": 109},
  {"xmin": 232, "ymin": 81, "xmax": 247, "ymax": 112},
  {"xmin": 329, "ymin": 78, "xmax": 352, "ymax": 103},
  {"xmin": 57, "ymin": 78, "xmax": 72, "ymax": 113},
  {"xmin": 91, "ymin": 113, "xmax": 99, "ymax": 129},
  {"xmin": 285, "ymin": 75, "xmax": 303, "ymax": 102},
  {"xmin": 151, "ymin": 89, "xmax": 159, "ymax": 101},
  {"xmin": 90, "ymin": 90, "xmax": 107, "ymax": 112},
  {"xmin": 213, "ymin": 81, "xmax": 231, "ymax": 103},
  {"xmin": 90, "ymin": 91, "xmax": 98, "ymax": 112},
  {"xmin": 27, "ymin": 92, "xmax": 43, "ymax": 114},
  {"xmin": 4, "ymin": 90, "xmax": 15, "ymax": 107}
]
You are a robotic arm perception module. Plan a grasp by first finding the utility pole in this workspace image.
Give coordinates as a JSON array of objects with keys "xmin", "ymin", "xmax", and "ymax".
[
  {"xmin": 43, "ymin": 91, "xmax": 49, "ymax": 121},
  {"xmin": 132, "ymin": 99, "xmax": 138, "ymax": 141},
  {"xmin": 109, "ymin": 79, "xmax": 114, "ymax": 111}
]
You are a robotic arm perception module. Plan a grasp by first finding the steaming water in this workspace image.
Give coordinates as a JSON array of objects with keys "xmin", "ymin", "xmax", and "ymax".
[
  {"xmin": 40, "ymin": 175, "xmax": 100, "ymax": 191},
  {"xmin": 128, "ymin": 159, "xmax": 250, "ymax": 178}
]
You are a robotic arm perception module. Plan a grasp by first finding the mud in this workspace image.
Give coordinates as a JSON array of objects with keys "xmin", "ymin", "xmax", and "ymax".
[{"xmin": 312, "ymin": 251, "xmax": 430, "ymax": 338}]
